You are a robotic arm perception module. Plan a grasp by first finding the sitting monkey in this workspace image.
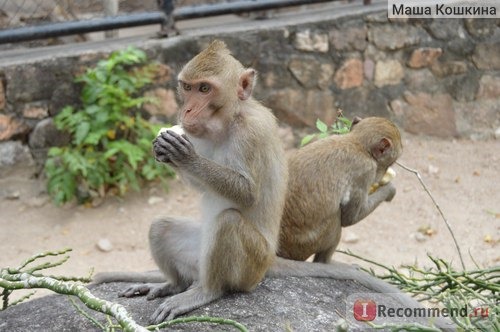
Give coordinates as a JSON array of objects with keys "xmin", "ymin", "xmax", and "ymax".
[{"xmin": 278, "ymin": 117, "xmax": 402, "ymax": 263}]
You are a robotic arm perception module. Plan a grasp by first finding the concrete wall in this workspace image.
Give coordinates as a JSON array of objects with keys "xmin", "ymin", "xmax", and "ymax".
[{"xmin": 1, "ymin": 3, "xmax": 499, "ymax": 170}]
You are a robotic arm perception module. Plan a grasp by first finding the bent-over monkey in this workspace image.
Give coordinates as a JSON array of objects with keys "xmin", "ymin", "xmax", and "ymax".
[{"xmin": 278, "ymin": 117, "xmax": 402, "ymax": 263}]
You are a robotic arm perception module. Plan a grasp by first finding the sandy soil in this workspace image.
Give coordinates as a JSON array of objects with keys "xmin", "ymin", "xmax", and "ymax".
[{"xmin": 1, "ymin": 134, "xmax": 499, "ymax": 301}]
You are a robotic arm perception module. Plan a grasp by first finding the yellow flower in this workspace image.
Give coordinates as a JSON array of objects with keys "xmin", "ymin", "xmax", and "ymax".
[{"xmin": 107, "ymin": 129, "xmax": 116, "ymax": 140}]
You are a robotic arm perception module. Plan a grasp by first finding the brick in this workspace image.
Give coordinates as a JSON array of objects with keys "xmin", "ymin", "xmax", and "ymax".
[
  {"xmin": 407, "ymin": 48, "xmax": 442, "ymax": 68},
  {"xmin": 334, "ymin": 59, "xmax": 364, "ymax": 89}
]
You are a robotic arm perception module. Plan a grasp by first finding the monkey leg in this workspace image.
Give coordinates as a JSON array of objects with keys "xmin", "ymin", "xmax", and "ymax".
[
  {"xmin": 121, "ymin": 217, "xmax": 201, "ymax": 300},
  {"xmin": 312, "ymin": 221, "xmax": 342, "ymax": 263},
  {"xmin": 150, "ymin": 209, "xmax": 274, "ymax": 323},
  {"xmin": 203, "ymin": 208, "xmax": 274, "ymax": 293},
  {"xmin": 313, "ymin": 246, "xmax": 336, "ymax": 264}
]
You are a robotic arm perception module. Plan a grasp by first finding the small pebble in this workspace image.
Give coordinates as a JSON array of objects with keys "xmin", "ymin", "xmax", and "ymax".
[
  {"xmin": 494, "ymin": 127, "xmax": 500, "ymax": 140},
  {"xmin": 427, "ymin": 164, "xmax": 439, "ymax": 175},
  {"xmin": 412, "ymin": 232, "xmax": 427, "ymax": 243},
  {"xmin": 5, "ymin": 191, "xmax": 21, "ymax": 200},
  {"xmin": 342, "ymin": 231, "xmax": 359, "ymax": 244},
  {"xmin": 148, "ymin": 196, "xmax": 164, "ymax": 205},
  {"xmin": 96, "ymin": 238, "xmax": 113, "ymax": 252}
]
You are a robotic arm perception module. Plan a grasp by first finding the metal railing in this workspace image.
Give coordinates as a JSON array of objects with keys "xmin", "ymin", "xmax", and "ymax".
[{"xmin": 0, "ymin": 0, "xmax": 371, "ymax": 45}]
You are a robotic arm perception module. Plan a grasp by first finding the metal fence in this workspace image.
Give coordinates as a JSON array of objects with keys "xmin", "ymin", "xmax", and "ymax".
[
  {"xmin": 0, "ymin": 0, "xmax": 159, "ymax": 29},
  {"xmin": 0, "ymin": 0, "xmax": 371, "ymax": 45}
]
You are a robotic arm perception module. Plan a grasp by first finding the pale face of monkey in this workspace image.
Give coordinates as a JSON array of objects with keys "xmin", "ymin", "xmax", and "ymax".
[{"xmin": 177, "ymin": 78, "xmax": 224, "ymax": 138}]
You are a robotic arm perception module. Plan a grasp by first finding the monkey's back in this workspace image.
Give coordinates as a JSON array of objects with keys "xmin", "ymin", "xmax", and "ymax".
[
  {"xmin": 278, "ymin": 134, "xmax": 373, "ymax": 261},
  {"xmin": 241, "ymin": 102, "xmax": 288, "ymax": 251}
]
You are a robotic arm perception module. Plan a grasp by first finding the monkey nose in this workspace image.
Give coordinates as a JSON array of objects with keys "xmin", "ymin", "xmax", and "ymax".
[{"xmin": 185, "ymin": 109, "xmax": 192, "ymax": 113}]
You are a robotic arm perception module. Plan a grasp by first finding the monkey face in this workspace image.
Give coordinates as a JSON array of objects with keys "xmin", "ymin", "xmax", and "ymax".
[{"xmin": 177, "ymin": 79, "xmax": 221, "ymax": 137}]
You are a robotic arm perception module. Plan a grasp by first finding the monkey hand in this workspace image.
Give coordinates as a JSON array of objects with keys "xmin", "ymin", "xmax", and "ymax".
[
  {"xmin": 153, "ymin": 136, "xmax": 171, "ymax": 164},
  {"xmin": 153, "ymin": 131, "xmax": 198, "ymax": 167},
  {"xmin": 382, "ymin": 182, "xmax": 396, "ymax": 202},
  {"xmin": 369, "ymin": 167, "xmax": 396, "ymax": 194}
]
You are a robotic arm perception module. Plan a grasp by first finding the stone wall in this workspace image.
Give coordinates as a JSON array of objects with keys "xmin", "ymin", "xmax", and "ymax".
[{"xmin": 0, "ymin": 5, "xmax": 499, "ymax": 170}]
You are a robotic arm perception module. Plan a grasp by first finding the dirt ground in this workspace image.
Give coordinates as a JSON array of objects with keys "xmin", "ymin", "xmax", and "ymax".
[{"xmin": 1, "ymin": 133, "xmax": 499, "ymax": 301}]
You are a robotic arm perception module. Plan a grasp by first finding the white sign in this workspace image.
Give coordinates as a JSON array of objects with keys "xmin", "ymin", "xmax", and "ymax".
[{"xmin": 388, "ymin": 0, "xmax": 499, "ymax": 18}]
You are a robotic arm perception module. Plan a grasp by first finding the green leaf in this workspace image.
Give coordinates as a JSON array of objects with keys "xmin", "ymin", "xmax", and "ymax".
[
  {"xmin": 47, "ymin": 147, "xmax": 64, "ymax": 157},
  {"xmin": 103, "ymin": 147, "xmax": 120, "ymax": 159},
  {"xmin": 123, "ymin": 165, "xmax": 140, "ymax": 192},
  {"xmin": 84, "ymin": 105, "xmax": 101, "ymax": 115},
  {"xmin": 47, "ymin": 171, "xmax": 77, "ymax": 205},
  {"xmin": 300, "ymin": 134, "xmax": 315, "ymax": 147},
  {"xmin": 63, "ymin": 152, "xmax": 89, "ymax": 177},
  {"xmin": 75, "ymin": 122, "xmax": 90, "ymax": 145},
  {"xmin": 338, "ymin": 116, "xmax": 352, "ymax": 127},
  {"xmin": 108, "ymin": 141, "xmax": 145, "ymax": 170},
  {"xmin": 316, "ymin": 119, "xmax": 328, "ymax": 133},
  {"xmin": 83, "ymin": 130, "xmax": 106, "ymax": 146}
]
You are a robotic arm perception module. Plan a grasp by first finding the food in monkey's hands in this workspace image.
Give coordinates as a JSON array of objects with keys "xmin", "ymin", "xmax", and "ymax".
[
  {"xmin": 157, "ymin": 125, "xmax": 184, "ymax": 137},
  {"xmin": 369, "ymin": 167, "xmax": 396, "ymax": 194}
]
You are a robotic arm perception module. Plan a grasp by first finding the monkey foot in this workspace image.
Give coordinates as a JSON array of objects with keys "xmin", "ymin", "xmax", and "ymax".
[
  {"xmin": 120, "ymin": 282, "xmax": 184, "ymax": 299},
  {"xmin": 150, "ymin": 285, "xmax": 221, "ymax": 323},
  {"xmin": 119, "ymin": 284, "xmax": 151, "ymax": 298}
]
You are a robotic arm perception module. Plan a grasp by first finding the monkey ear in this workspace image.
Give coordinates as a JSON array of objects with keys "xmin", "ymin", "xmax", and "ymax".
[
  {"xmin": 352, "ymin": 116, "xmax": 363, "ymax": 126},
  {"xmin": 372, "ymin": 137, "xmax": 392, "ymax": 159},
  {"xmin": 238, "ymin": 69, "xmax": 256, "ymax": 101},
  {"xmin": 350, "ymin": 116, "xmax": 363, "ymax": 131}
]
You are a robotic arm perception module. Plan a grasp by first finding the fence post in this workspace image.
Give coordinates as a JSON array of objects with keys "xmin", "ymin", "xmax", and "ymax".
[
  {"xmin": 158, "ymin": 0, "xmax": 176, "ymax": 36},
  {"xmin": 103, "ymin": 0, "xmax": 119, "ymax": 38}
]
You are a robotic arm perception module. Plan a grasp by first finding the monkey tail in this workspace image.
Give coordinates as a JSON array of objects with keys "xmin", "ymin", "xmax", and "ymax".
[
  {"xmin": 267, "ymin": 257, "xmax": 455, "ymax": 331},
  {"xmin": 268, "ymin": 257, "xmax": 402, "ymax": 293},
  {"xmin": 91, "ymin": 270, "xmax": 165, "ymax": 284}
]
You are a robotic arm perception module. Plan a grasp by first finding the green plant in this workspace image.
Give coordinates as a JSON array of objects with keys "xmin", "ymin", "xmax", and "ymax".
[
  {"xmin": 300, "ymin": 111, "xmax": 352, "ymax": 146},
  {"xmin": 45, "ymin": 47, "xmax": 174, "ymax": 205},
  {"xmin": 339, "ymin": 250, "xmax": 499, "ymax": 331},
  {"xmin": 1, "ymin": 249, "xmax": 249, "ymax": 331}
]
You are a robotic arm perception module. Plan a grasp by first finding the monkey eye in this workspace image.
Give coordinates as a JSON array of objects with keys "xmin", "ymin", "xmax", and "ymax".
[
  {"xmin": 182, "ymin": 83, "xmax": 191, "ymax": 91},
  {"xmin": 199, "ymin": 83, "xmax": 211, "ymax": 93}
]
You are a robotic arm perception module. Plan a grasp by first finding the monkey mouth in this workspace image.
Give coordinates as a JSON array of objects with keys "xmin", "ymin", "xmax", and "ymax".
[{"xmin": 181, "ymin": 122, "xmax": 202, "ymax": 137}]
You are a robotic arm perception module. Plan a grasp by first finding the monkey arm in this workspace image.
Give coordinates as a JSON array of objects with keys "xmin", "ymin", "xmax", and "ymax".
[
  {"xmin": 155, "ymin": 131, "xmax": 256, "ymax": 208},
  {"xmin": 185, "ymin": 156, "xmax": 256, "ymax": 208},
  {"xmin": 340, "ymin": 183, "xmax": 396, "ymax": 227}
]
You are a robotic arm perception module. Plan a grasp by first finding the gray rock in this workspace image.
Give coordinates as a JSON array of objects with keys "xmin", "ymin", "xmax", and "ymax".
[
  {"xmin": 336, "ymin": 87, "xmax": 392, "ymax": 120},
  {"xmin": 472, "ymin": 43, "xmax": 500, "ymax": 70},
  {"xmin": 455, "ymin": 100, "xmax": 500, "ymax": 139},
  {"xmin": 0, "ymin": 141, "xmax": 34, "ymax": 167},
  {"xmin": 4, "ymin": 59, "xmax": 75, "ymax": 103},
  {"xmin": 293, "ymin": 29, "xmax": 329, "ymax": 53},
  {"xmin": 49, "ymin": 82, "xmax": 81, "ymax": 116},
  {"xmin": 404, "ymin": 69, "xmax": 443, "ymax": 94},
  {"xmin": 464, "ymin": 18, "xmax": 497, "ymax": 39},
  {"xmin": 425, "ymin": 18, "xmax": 463, "ymax": 40},
  {"xmin": 390, "ymin": 92, "xmax": 457, "ymax": 138},
  {"xmin": 0, "ymin": 277, "xmax": 441, "ymax": 331},
  {"xmin": 28, "ymin": 118, "xmax": 69, "ymax": 150},
  {"xmin": 288, "ymin": 57, "xmax": 323, "ymax": 88},
  {"xmin": 368, "ymin": 25, "xmax": 426, "ymax": 51},
  {"xmin": 265, "ymin": 88, "xmax": 336, "ymax": 127},
  {"xmin": 28, "ymin": 118, "xmax": 71, "ymax": 167},
  {"xmin": 329, "ymin": 24, "xmax": 367, "ymax": 52},
  {"xmin": 444, "ymin": 73, "xmax": 480, "ymax": 102}
]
